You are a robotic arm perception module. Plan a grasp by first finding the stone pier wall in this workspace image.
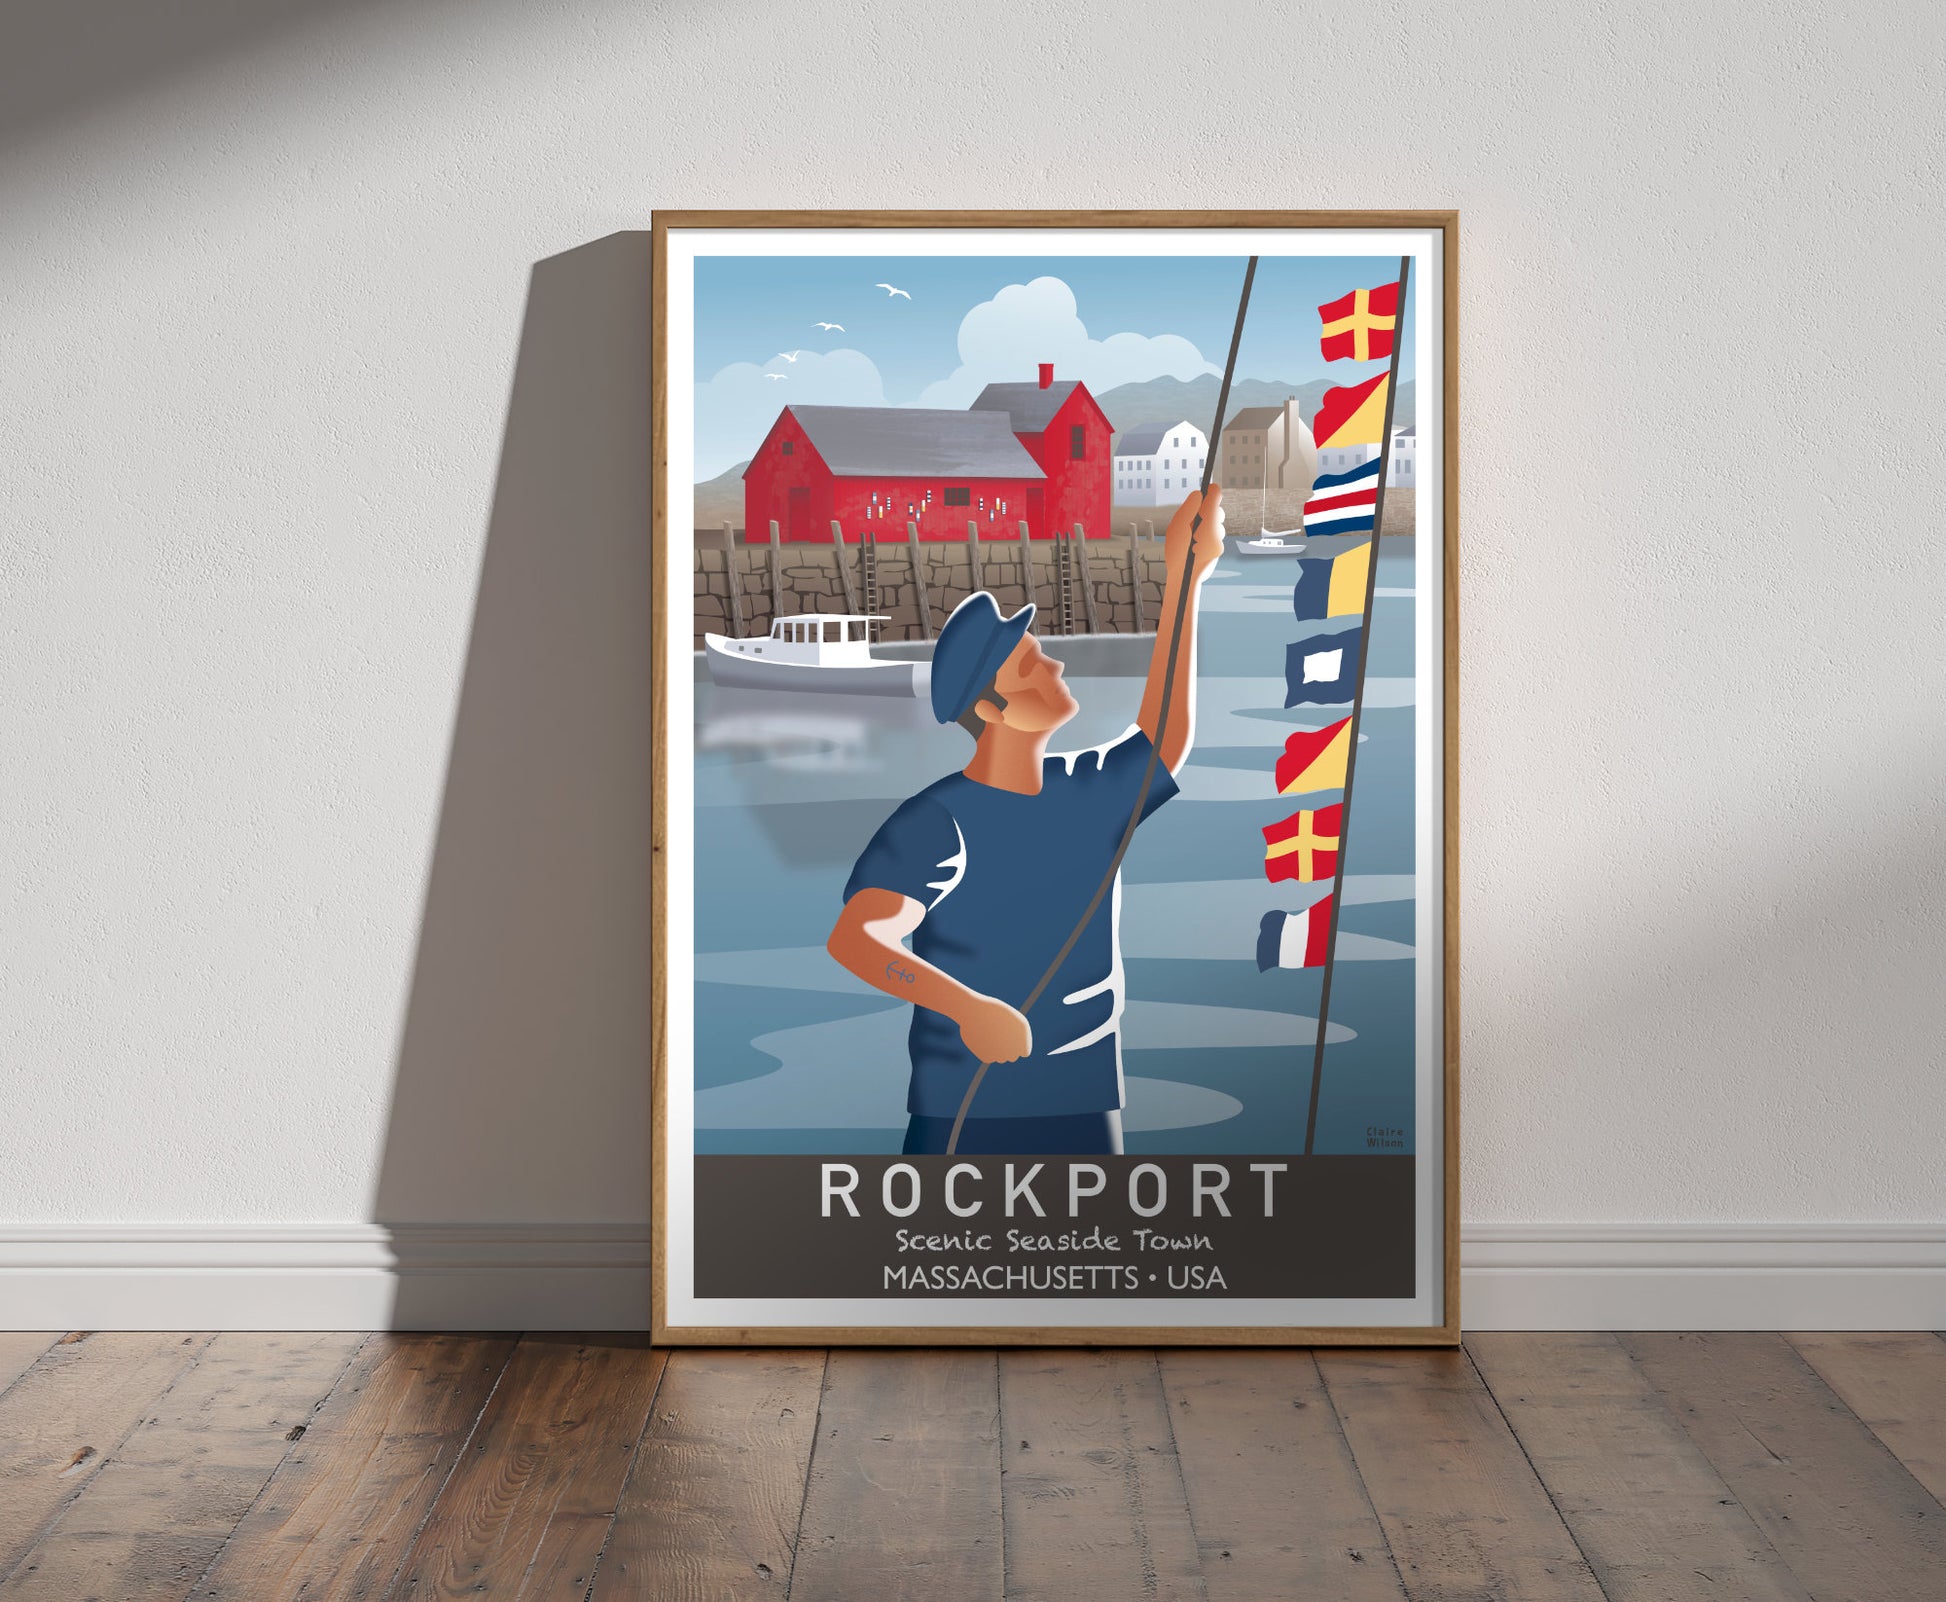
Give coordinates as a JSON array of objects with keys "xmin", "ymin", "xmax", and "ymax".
[{"xmin": 692, "ymin": 532, "xmax": 1175, "ymax": 649}]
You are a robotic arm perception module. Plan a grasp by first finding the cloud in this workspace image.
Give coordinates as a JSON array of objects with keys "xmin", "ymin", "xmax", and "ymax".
[
  {"xmin": 694, "ymin": 348, "xmax": 886, "ymax": 479},
  {"xmin": 918, "ymin": 276, "xmax": 1218, "ymax": 409}
]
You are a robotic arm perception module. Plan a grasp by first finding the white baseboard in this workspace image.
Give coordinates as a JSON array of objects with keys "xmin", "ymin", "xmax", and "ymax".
[
  {"xmin": 1, "ymin": 1223, "xmax": 1940, "ymax": 1332},
  {"xmin": 1462, "ymin": 1224, "xmax": 1946, "ymax": 1330},
  {"xmin": 0, "ymin": 1225, "xmax": 652, "ymax": 1331}
]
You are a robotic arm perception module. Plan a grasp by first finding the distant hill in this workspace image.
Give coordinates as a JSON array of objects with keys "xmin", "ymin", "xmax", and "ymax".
[
  {"xmin": 1094, "ymin": 373, "xmax": 1415, "ymax": 448},
  {"xmin": 692, "ymin": 460, "xmax": 749, "ymax": 529}
]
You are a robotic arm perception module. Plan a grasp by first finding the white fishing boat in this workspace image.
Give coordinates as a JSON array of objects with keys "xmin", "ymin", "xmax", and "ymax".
[{"xmin": 703, "ymin": 614, "xmax": 929, "ymax": 698}]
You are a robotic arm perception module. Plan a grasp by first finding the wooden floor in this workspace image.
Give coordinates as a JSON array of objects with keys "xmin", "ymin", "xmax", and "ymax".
[{"xmin": 0, "ymin": 1332, "xmax": 1942, "ymax": 1599}]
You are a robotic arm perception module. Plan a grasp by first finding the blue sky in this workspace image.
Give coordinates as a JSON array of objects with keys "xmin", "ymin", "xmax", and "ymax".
[{"xmin": 692, "ymin": 254, "xmax": 1416, "ymax": 479}]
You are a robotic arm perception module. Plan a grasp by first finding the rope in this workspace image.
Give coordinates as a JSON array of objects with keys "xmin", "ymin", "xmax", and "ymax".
[{"xmin": 946, "ymin": 257, "xmax": 1259, "ymax": 1156}]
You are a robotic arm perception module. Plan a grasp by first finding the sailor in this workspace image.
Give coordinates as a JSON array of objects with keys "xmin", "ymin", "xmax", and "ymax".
[{"xmin": 826, "ymin": 487, "xmax": 1225, "ymax": 1156}]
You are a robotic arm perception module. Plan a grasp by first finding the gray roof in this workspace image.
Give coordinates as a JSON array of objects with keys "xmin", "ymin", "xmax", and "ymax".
[
  {"xmin": 1222, "ymin": 405, "xmax": 1287, "ymax": 433},
  {"xmin": 1393, "ymin": 424, "xmax": 1416, "ymax": 438},
  {"xmin": 968, "ymin": 380, "xmax": 1082, "ymax": 435},
  {"xmin": 1113, "ymin": 420, "xmax": 1203, "ymax": 457},
  {"xmin": 786, "ymin": 406, "xmax": 1045, "ymax": 479},
  {"xmin": 1113, "ymin": 425, "xmax": 1171, "ymax": 457}
]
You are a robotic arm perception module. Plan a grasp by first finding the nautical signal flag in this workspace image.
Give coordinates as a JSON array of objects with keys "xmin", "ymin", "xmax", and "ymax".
[
  {"xmin": 1276, "ymin": 717, "xmax": 1352, "ymax": 795},
  {"xmin": 1292, "ymin": 541, "xmax": 1371, "ymax": 621},
  {"xmin": 1257, "ymin": 899, "xmax": 1333, "ymax": 971},
  {"xmin": 1313, "ymin": 373, "xmax": 1390, "ymax": 448},
  {"xmin": 1318, "ymin": 281, "xmax": 1400, "ymax": 362},
  {"xmin": 1285, "ymin": 627, "xmax": 1361, "ymax": 706},
  {"xmin": 1263, "ymin": 803, "xmax": 1343, "ymax": 884},
  {"xmin": 1303, "ymin": 459, "xmax": 1380, "ymax": 536}
]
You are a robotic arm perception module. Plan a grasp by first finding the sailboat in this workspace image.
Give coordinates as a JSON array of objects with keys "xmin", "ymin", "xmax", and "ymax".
[{"xmin": 1237, "ymin": 456, "xmax": 1304, "ymax": 556}]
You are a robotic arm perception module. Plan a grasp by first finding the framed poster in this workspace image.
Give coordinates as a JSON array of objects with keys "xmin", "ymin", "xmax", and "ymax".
[{"xmin": 653, "ymin": 211, "xmax": 1457, "ymax": 1344}]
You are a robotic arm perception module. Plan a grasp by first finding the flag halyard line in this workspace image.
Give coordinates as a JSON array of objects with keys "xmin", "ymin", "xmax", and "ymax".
[{"xmin": 1303, "ymin": 254, "xmax": 1411, "ymax": 1159}]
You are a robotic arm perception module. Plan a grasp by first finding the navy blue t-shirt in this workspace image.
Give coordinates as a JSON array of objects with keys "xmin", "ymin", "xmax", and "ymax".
[{"xmin": 841, "ymin": 725, "xmax": 1179, "ymax": 1119}]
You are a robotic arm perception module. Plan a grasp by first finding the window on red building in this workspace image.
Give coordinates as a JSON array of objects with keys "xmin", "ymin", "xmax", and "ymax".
[
  {"xmin": 1071, "ymin": 425, "xmax": 1085, "ymax": 459},
  {"xmin": 943, "ymin": 486, "xmax": 970, "ymax": 506},
  {"xmin": 781, "ymin": 440, "xmax": 793, "ymax": 455}
]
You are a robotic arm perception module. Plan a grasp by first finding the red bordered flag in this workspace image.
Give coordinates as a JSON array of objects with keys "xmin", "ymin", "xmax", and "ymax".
[
  {"xmin": 1262, "ymin": 803, "xmax": 1343, "ymax": 885},
  {"xmin": 1275, "ymin": 717, "xmax": 1352, "ymax": 795},
  {"xmin": 1318, "ymin": 281, "xmax": 1400, "ymax": 362}
]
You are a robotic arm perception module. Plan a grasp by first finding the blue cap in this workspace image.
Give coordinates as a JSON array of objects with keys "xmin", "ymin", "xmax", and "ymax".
[{"xmin": 929, "ymin": 590, "xmax": 1034, "ymax": 725}]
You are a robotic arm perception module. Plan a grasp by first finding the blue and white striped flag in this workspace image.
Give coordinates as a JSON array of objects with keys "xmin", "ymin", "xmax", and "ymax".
[{"xmin": 1303, "ymin": 458, "xmax": 1380, "ymax": 535}]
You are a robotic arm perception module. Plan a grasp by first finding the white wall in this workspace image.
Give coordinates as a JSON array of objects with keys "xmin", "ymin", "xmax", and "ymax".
[{"xmin": 3, "ymin": 0, "xmax": 1941, "ymax": 1329}]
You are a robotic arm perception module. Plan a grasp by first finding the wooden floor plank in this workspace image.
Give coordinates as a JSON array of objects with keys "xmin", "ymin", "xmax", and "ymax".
[
  {"xmin": 1469, "ymin": 1332, "xmax": 1813, "ymax": 1602},
  {"xmin": 1786, "ymin": 1332, "xmax": 1946, "ymax": 1506},
  {"xmin": 790, "ymin": 1349, "xmax": 1003, "ymax": 1602},
  {"xmin": 0, "ymin": 1335, "xmax": 58, "ymax": 1403},
  {"xmin": 999, "ymin": 1348, "xmax": 1205, "ymax": 1602},
  {"xmin": 590, "ymin": 1349, "xmax": 823, "ymax": 1602},
  {"xmin": 193, "ymin": 1332, "xmax": 517, "ymax": 1601},
  {"xmin": 0, "ymin": 1331, "xmax": 366, "ymax": 1602},
  {"xmin": 391, "ymin": 1334, "xmax": 666, "ymax": 1600},
  {"xmin": 1159, "ymin": 1348, "xmax": 1406, "ymax": 1601},
  {"xmin": 0, "ymin": 1331, "xmax": 215, "ymax": 1580},
  {"xmin": 1316, "ymin": 1347, "xmax": 1605, "ymax": 1602},
  {"xmin": 1623, "ymin": 1331, "xmax": 1946, "ymax": 1602}
]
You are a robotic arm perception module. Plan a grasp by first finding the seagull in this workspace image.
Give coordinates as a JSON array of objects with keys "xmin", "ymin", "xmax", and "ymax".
[
  {"xmin": 874, "ymin": 283, "xmax": 911, "ymax": 299},
  {"xmin": 764, "ymin": 372, "xmax": 787, "ymax": 381},
  {"xmin": 775, "ymin": 350, "xmax": 801, "ymax": 363},
  {"xmin": 814, "ymin": 322, "xmax": 844, "ymax": 331}
]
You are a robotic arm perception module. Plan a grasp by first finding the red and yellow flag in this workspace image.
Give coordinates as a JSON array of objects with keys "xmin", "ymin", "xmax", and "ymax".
[
  {"xmin": 1262, "ymin": 803, "xmax": 1343, "ymax": 885},
  {"xmin": 1275, "ymin": 717, "xmax": 1352, "ymax": 795},
  {"xmin": 1318, "ymin": 281, "xmax": 1400, "ymax": 362},
  {"xmin": 1313, "ymin": 373, "xmax": 1389, "ymax": 447}
]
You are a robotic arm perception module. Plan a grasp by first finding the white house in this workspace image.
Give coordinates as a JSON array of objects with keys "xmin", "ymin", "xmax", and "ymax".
[
  {"xmin": 1316, "ymin": 426, "xmax": 1417, "ymax": 487},
  {"xmin": 1112, "ymin": 420, "xmax": 1208, "ymax": 506},
  {"xmin": 1387, "ymin": 424, "xmax": 1416, "ymax": 487}
]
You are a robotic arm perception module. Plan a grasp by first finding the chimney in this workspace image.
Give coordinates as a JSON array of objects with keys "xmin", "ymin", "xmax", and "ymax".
[{"xmin": 1037, "ymin": 363, "xmax": 1054, "ymax": 390}]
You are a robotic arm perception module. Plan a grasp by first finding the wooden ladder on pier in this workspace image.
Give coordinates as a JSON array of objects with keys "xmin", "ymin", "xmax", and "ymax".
[
  {"xmin": 1053, "ymin": 528, "xmax": 1076, "ymax": 635},
  {"xmin": 859, "ymin": 525, "xmax": 880, "ymax": 635}
]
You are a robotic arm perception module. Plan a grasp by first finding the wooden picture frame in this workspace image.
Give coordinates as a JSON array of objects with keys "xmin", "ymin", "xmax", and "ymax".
[{"xmin": 652, "ymin": 212, "xmax": 1458, "ymax": 1345}]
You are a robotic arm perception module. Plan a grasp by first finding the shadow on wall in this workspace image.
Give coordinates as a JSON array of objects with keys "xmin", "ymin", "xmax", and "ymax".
[
  {"xmin": 0, "ymin": 0, "xmax": 383, "ymax": 141},
  {"xmin": 374, "ymin": 232, "xmax": 653, "ymax": 1329}
]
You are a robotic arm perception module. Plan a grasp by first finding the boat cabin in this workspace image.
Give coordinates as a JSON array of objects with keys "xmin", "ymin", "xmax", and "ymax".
[
  {"xmin": 716, "ymin": 613, "xmax": 892, "ymax": 665},
  {"xmin": 772, "ymin": 617, "xmax": 870, "ymax": 645},
  {"xmin": 702, "ymin": 611, "xmax": 923, "ymax": 698}
]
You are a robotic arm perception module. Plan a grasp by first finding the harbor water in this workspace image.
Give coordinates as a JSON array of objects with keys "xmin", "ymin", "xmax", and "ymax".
[{"xmin": 691, "ymin": 541, "xmax": 1420, "ymax": 1156}]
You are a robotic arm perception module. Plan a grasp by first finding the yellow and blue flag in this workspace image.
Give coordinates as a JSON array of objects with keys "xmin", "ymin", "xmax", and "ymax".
[{"xmin": 1292, "ymin": 541, "xmax": 1372, "ymax": 621}]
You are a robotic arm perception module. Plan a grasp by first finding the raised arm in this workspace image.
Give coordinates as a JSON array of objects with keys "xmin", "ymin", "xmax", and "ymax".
[
  {"xmin": 1138, "ymin": 484, "xmax": 1225, "ymax": 773},
  {"xmin": 827, "ymin": 887, "xmax": 1031, "ymax": 1063}
]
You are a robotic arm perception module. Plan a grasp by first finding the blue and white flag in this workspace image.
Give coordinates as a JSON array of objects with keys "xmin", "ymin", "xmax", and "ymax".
[
  {"xmin": 1284, "ymin": 628, "xmax": 1361, "ymax": 706},
  {"xmin": 1303, "ymin": 458, "xmax": 1380, "ymax": 535}
]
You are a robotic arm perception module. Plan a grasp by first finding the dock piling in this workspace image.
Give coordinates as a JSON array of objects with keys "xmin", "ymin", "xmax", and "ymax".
[
  {"xmin": 831, "ymin": 520, "xmax": 860, "ymax": 613},
  {"xmin": 910, "ymin": 522, "xmax": 934, "ymax": 639},
  {"xmin": 722, "ymin": 522, "xmax": 744, "ymax": 636},
  {"xmin": 1074, "ymin": 523, "xmax": 1100, "ymax": 634},
  {"xmin": 767, "ymin": 522, "xmax": 783, "ymax": 621}
]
